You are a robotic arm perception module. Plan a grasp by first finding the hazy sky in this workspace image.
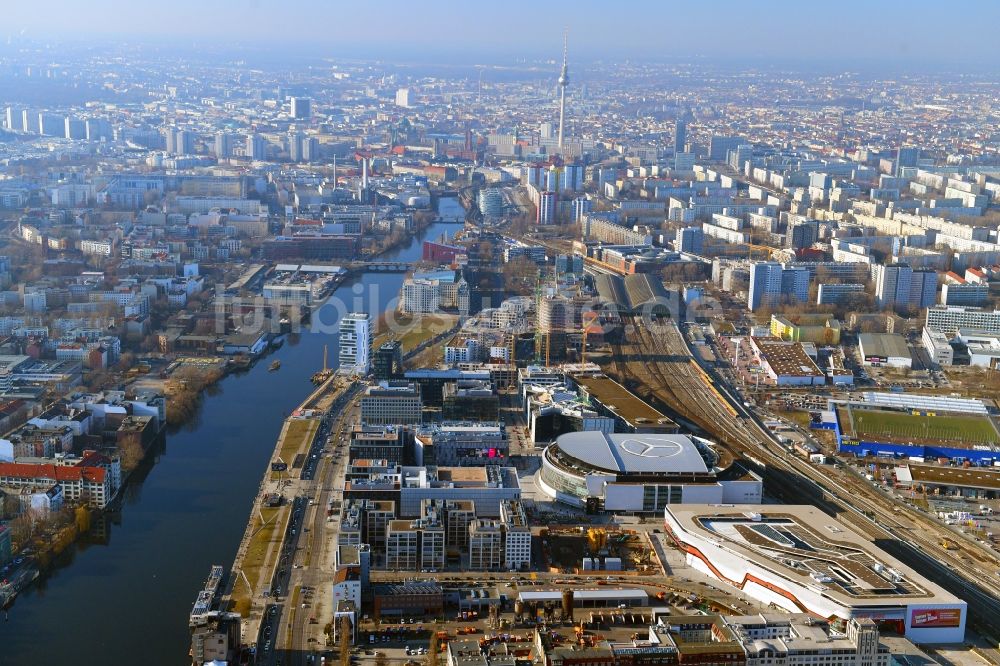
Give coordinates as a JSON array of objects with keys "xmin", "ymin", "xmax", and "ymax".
[{"xmin": 4, "ymin": 0, "xmax": 999, "ymax": 67}]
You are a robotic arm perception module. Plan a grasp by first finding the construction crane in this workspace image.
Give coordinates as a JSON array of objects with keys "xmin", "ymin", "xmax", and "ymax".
[
  {"xmin": 747, "ymin": 243, "xmax": 781, "ymax": 260},
  {"xmin": 311, "ymin": 344, "xmax": 333, "ymax": 385}
]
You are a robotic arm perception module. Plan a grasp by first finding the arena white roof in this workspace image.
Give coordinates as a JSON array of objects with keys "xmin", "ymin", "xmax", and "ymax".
[{"xmin": 553, "ymin": 431, "xmax": 709, "ymax": 475}]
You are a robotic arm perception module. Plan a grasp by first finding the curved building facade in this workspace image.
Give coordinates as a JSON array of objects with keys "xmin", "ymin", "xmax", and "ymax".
[{"xmin": 537, "ymin": 431, "xmax": 761, "ymax": 512}]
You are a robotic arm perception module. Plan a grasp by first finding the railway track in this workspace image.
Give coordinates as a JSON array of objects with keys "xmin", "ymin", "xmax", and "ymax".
[{"xmin": 607, "ymin": 316, "xmax": 1000, "ymax": 638}]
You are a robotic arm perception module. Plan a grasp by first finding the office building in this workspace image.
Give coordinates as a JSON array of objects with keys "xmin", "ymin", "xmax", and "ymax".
[
  {"xmin": 414, "ymin": 423, "xmax": 508, "ymax": 467},
  {"xmin": 925, "ymin": 306, "xmax": 1000, "ymax": 336},
  {"xmin": 399, "ymin": 465, "xmax": 520, "ymax": 517},
  {"xmin": 922, "ymin": 327, "xmax": 954, "ymax": 366},
  {"xmin": 385, "ymin": 502, "xmax": 446, "ymax": 572},
  {"xmin": 419, "ymin": 500, "xmax": 447, "ymax": 570},
  {"xmin": 385, "ymin": 520, "xmax": 420, "ymax": 570},
  {"xmin": 290, "ymin": 96, "xmax": 312, "ymax": 119},
  {"xmin": 748, "ymin": 262, "xmax": 809, "ymax": 311},
  {"xmin": 339, "ymin": 312, "xmax": 372, "ymax": 374},
  {"xmin": 349, "ymin": 426, "xmax": 408, "ymax": 464},
  {"xmin": 468, "ymin": 519, "xmax": 503, "ymax": 571},
  {"xmin": 445, "ymin": 500, "xmax": 476, "ymax": 548},
  {"xmin": 441, "ymin": 381, "xmax": 498, "ymax": 421},
  {"xmin": 555, "ymin": 254, "xmax": 583, "ymax": 276},
  {"xmin": 500, "ymin": 499, "xmax": 531, "ymax": 570},
  {"xmin": 395, "ymin": 88, "xmax": 411, "ymax": 108},
  {"xmin": 189, "ymin": 612, "xmax": 243, "ymax": 666},
  {"xmin": 360, "ymin": 381, "xmax": 422, "ymax": 426},
  {"xmin": 728, "ymin": 615, "xmax": 890, "ymax": 666},
  {"xmin": 363, "ymin": 501, "xmax": 396, "ymax": 549},
  {"xmin": 372, "ymin": 341, "xmax": 402, "ymax": 382}
]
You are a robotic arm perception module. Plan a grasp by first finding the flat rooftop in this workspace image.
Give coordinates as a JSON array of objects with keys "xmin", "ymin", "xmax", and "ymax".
[
  {"xmin": 437, "ymin": 467, "xmax": 488, "ymax": 484},
  {"xmin": 859, "ymin": 333, "xmax": 911, "ymax": 360},
  {"xmin": 902, "ymin": 464, "xmax": 1000, "ymax": 491},
  {"xmin": 518, "ymin": 588, "xmax": 648, "ymax": 602},
  {"xmin": 752, "ymin": 340, "xmax": 824, "ymax": 378},
  {"xmin": 666, "ymin": 504, "xmax": 962, "ymax": 607},
  {"xmin": 572, "ymin": 375, "xmax": 676, "ymax": 428},
  {"xmin": 553, "ymin": 431, "xmax": 709, "ymax": 475}
]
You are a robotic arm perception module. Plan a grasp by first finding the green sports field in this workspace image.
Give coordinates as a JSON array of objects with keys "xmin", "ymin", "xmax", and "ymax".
[{"xmin": 839, "ymin": 406, "xmax": 1000, "ymax": 446}]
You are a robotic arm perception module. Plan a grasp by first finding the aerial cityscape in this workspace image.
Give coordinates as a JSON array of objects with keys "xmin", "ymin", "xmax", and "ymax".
[{"xmin": 2, "ymin": 2, "xmax": 1000, "ymax": 665}]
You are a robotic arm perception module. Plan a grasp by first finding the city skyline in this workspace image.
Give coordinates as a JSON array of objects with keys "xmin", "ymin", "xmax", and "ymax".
[
  {"xmin": 2, "ymin": 5, "xmax": 1000, "ymax": 664},
  {"xmin": 2, "ymin": 0, "xmax": 999, "ymax": 68}
]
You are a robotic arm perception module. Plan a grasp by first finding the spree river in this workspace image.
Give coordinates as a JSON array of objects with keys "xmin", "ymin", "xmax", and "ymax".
[{"xmin": 0, "ymin": 202, "xmax": 463, "ymax": 665}]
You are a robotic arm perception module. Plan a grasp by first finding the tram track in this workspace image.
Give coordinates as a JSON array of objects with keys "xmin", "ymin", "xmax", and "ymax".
[{"xmin": 605, "ymin": 315, "xmax": 1000, "ymax": 638}]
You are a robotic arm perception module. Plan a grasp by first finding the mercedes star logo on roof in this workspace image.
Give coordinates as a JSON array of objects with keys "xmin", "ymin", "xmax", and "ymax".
[{"xmin": 619, "ymin": 437, "xmax": 684, "ymax": 458}]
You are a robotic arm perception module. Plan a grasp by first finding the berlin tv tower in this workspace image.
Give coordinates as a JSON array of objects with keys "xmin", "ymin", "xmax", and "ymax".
[{"xmin": 557, "ymin": 28, "xmax": 569, "ymax": 151}]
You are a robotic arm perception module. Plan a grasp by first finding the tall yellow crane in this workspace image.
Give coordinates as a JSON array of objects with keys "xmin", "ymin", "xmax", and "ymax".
[{"xmin": 747, "ymin": 243, "xmax": 784, "ymax": 261}]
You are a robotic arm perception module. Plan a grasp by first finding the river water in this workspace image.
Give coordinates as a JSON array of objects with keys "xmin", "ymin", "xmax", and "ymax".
[{"xmin": 0, "ymin": 203, "xmax": 463, "ymax": 665}]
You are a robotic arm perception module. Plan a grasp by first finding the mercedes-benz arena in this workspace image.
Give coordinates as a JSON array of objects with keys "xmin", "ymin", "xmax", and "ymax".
[
  {"xmin": 537, "ymin": 431, "xmax": 762, "ymax": 512},
  {"xmin": 664, "ymin": 504, "xmax": 966, "ymax": 643}
]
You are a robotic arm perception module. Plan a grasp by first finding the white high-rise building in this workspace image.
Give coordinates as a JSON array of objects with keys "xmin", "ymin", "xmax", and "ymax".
[
  {"xmin": 873, "ymin": 263, "xmax": 936, "ymax": 314},
  {"xmin": 214, "ymin": 132, "xmax": 235, "ymax": 159},
  {"xmin": 537, "ymin": 191, "xmax": 557, "ymax": 225},
  {"xmin": 339, "ymin": 312, "xmax": 372, "ymax": 374},
  {"xmin": 478, "ymin": 188, "xmax": 503, "ymax": 219},
  {"xmin": 395, "ymin": 88, "xmax": 411, "ymax": 108},
  {"xmin": 748, "ymin": 262, "xmax": 809, "ymax": 311},
  {"xmin": 246, "ymin": 134, "xmax": 267, "ymax": 161}
]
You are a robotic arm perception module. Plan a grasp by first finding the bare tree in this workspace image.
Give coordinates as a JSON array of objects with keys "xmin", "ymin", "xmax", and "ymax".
[
  {"xmin": 339, "ymin": 616, "xmax": 353, "ymax": 666},
  {"xmin": 425, "ymin": 631, "xmax": 440, "ymax": 666}
]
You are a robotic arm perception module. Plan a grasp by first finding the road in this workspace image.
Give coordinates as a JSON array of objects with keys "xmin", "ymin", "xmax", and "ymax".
[
  {"xmin": 278, "ymin": 386, "xmax": 362, "ymax": 665},
  {"xmin": 251, "ymin": 383, "xmax": 361, "ymax": 666}
]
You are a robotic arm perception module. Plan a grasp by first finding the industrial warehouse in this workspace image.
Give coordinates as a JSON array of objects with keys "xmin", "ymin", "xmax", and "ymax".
[
  {"xmin": 537, "ymin": 431, "xmax": 762, "ymax": 511},
  {"xmin": 663, "ymin": 504, "xmax": 967, "ymax": 643}
]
